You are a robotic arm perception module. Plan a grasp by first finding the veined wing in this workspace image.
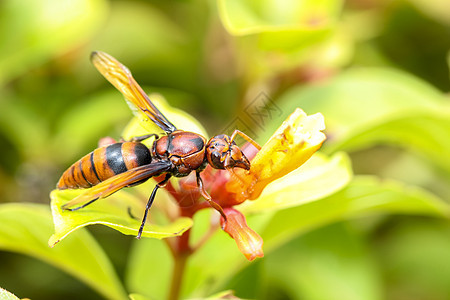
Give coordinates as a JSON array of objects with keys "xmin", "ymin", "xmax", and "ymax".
[{"xmin": 91, "ymin": 51, "xmax": 177, "ymax": 134}]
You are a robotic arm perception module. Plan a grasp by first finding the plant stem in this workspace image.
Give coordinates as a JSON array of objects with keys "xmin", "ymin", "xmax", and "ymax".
[
  {"xmin": 168, "ymin": 229, "xmax": 192, "ymax": 300},
  {"xmin": 168, "ymin": 250, "xmax": 189, "ymax": 300}
]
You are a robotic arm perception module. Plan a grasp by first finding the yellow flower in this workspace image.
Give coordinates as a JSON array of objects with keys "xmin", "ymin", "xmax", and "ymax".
[{"xmin": 226, "ymin": 108, "xmax": 326, "ymax": 203}]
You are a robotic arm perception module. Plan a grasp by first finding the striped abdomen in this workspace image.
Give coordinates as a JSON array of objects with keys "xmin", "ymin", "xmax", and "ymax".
[{"xmin": 57, "ymin": 142, "xmax": 152, "ymax": 190}]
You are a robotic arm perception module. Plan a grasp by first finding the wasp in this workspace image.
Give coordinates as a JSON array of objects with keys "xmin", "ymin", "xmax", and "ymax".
[{"xmin": 57, "ymin": 51, "xmax": 260, "ymax": 239}]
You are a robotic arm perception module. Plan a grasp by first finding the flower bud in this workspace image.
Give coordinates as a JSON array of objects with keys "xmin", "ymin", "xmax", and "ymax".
[{"xmin": 221, "ymin": 208, "xmax": 264, "ymax": 261}]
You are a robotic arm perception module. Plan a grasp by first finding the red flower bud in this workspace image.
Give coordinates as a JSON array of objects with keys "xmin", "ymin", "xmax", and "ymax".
[{"xmin": 221, "ymin": 208, "xmax": 264, "ymax": 261}]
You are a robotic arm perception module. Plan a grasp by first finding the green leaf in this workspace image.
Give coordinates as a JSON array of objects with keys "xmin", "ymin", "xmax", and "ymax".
[
  {"xmin": 263, "ymin": 223, "xmax": 382, "ymax": 300},
  {"xmin": 262, "ymin": 176, "xmax": 450, "ymax": 252},
  {"xmin": 124, "ymin": 146, "xmax": 449, "ymax": 298},
  {"xmin": 186, "ymin": 176, "xmax": 448, "ymax": 297},
  {"xmin": 49, "ymin": 181, "xmax": 193, "ymax": 245},
  {"xmin": 217, "ymin": 0, "xmax": 343, "ymax": 50},
  {"xmin": 332, "ymin": 111, "xmax": 450, "ymax": 172},
  {"xmin": 273, "ymin": 68, "xmax": 450, "ymax": 171},
  {"xmin": 0, "ymin": 203, "xmax": 127, "ymax": 300},
  {"xmin": 240, "ymin": 152, "xmax": 352, "ymax": 213},
  {"xmin": 0, "ymin": 287, "xmax": 21, "ymax": 300},
  {"xmin": 0, "ymin": 0, "xmax": 108, "ymax": 84}
]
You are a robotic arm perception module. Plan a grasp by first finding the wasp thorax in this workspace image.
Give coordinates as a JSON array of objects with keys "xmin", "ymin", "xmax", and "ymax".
[{"xmin": 206, "ymin": 135, "xmax": 251, "ymax": 170}]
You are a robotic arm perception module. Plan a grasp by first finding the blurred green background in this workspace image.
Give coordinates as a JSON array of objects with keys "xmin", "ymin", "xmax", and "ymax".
[{"xmin": 1, "ymin": 0, "xmax": 450, "ymax": 299}]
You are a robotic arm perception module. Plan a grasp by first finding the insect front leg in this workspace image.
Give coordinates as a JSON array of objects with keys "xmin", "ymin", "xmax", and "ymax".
[
  {"xmin": 229, "ymin": 130, "xmax": 261, "ymax": 150},
  {"xmin": 196, "ymin": 171, "xmax": 227, "ymax": 220}
]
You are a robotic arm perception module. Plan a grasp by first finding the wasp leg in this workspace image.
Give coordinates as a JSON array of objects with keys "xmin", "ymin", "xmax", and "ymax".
[
  {"xmin": 62, "ymin": 198, "xmax": 99, "ymax": 211},
  {"xmin": 136, "ymin": 174, "xmax": 171, "ymax": 239},
  {"xmin": 128, "ymin": 133, "xmax": 159, "ymax": 143},
  {"xmin": 196, "ymin": 171, "xmax": 227, "ymax": 220},
  {"xmin": 229, "ymin": 130, "xmax": 261, "ymax": 150}
]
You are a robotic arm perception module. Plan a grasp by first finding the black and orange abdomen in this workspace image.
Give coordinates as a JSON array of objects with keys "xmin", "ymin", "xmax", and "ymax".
[{"xmin": 57, "ymin": 142, "xmax": 152, "ymax": 190}]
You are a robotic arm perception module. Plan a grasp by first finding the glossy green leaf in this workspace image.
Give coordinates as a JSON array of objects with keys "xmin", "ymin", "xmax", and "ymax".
[
  {"xmin": 0, "ymin": 0, "xmax": 108, "ymax": 84},
  {"xmin": 187, "ymin": 175, "xmax": 448, "ymax": 297},
  {"xmin": 0, "ymin": 203, "xmax": 127, "ymax": 300},
  {"xmin": 331, "ymin": 111, "xmax": 450, "ymax": 171},
  {"xmin": 273, "ymin": 68, "xmax": 450, "ymax": 171},
  {"xmin": 217, "ymin": 0, "xmax": 343, "ymax": 50},
  {"xmin": 0, "ymin": 287, "xmax": 20, "ymax": 300},
  {"xmin": 49, "ymin": 183, "xmax": 193, "ymax": 246},
  {"xmin": 262, "ymin": 176, "xmax": 450, "ymax": 251},
  {"xmin": 263, "ymin": 223, "xmax": 382, "ymax": 300},
  {"xmin": 240, "ymin": 152, "xmax": 352, "ymax": 213}
]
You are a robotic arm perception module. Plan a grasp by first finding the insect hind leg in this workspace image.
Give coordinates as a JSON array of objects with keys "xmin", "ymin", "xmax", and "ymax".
[
  {"xmin": 136, "ymin": 174, "xmax": 171, "ymax": 239},
  {"xmin": 62, "ymin": 198, "xmax": 99, "ymax": 211},
  {"xmin": 128, "ymin": 133, "xmax": 159, "ymax": 143}
]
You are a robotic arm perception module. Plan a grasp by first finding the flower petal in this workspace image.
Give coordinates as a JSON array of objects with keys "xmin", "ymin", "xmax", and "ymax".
[
  {"xmin": 228, "ymin": 108, "xmax": 326, "ymax": 201},
  {"xmin": 239, "ymin": 152, "xmax": 352, "ymax": 213}
]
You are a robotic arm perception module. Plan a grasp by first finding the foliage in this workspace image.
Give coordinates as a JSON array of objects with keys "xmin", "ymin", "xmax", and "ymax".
[{"xmin": 0, "ymin": 0, "xmax": 449, "ymax": 299}]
